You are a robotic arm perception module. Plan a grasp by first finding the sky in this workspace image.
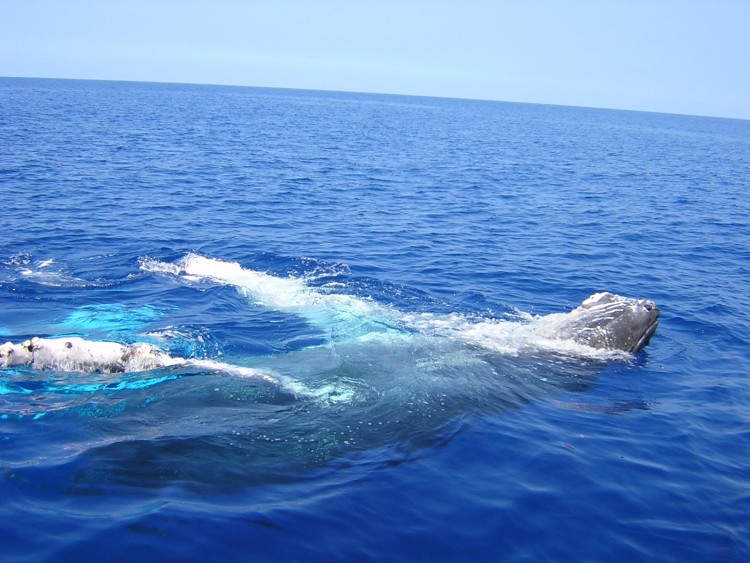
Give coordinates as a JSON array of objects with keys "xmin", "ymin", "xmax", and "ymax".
[{"xmin": 2, "ymin": 0, "xmax": 749, "ymax": 120}]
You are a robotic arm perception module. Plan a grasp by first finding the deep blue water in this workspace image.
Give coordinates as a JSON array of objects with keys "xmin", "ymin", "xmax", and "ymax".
[{"xmin": 1, "ymin": 77, "xmax": 749, "ymax": 561}]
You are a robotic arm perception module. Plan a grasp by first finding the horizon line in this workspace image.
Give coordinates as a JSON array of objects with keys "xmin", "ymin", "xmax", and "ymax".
[{"xmin": 2, "ymin": 74, "xmax": 747, "ymax": 123}]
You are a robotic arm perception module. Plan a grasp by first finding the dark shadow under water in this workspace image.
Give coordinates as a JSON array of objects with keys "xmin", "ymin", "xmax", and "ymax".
[{"xmin": 2, "ymin": 334, "xmax": 622, "ymax": 496}]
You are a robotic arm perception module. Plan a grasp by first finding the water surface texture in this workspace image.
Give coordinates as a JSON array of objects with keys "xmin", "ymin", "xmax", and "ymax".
[{"xmin": 1, "ymin": 78, "xmax": 749, "ymax": 561}]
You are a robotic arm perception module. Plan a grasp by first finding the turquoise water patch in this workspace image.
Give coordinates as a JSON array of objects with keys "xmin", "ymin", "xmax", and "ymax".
[
  {"xmin": 61, "ymin": 304, "xmax": 165, "ymax": 337},
  {"xmin": 56, "ymin": 374, "xmax": 179, "ymax": 393},
  {"xmin": 0, "ymin": 379, "xmax": 33, "ymax": 395}
]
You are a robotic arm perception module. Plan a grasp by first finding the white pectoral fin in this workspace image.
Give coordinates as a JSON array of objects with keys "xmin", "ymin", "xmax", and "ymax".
[{"xmin": 1, "ymin": 340, "xmax": 34, "ymax": 367}]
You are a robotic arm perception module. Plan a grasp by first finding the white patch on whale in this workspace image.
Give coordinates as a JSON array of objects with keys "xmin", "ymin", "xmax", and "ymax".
[
  {"xmin": 0, "ymin": 337, "xmax": 281, "ymax": 386},
  {"xmin": 0, "ymin": 337, "xmax": 174, "ymax": 373}
]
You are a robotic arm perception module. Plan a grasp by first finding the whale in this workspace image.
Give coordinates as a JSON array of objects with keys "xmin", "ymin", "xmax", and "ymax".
[
  {"xmin": 0, "ymin": 261, "xmax": 661, "ymax": 489},
  {"xmin": 0, "ymin": 291, "xmax": 658, "ymax": 378}
]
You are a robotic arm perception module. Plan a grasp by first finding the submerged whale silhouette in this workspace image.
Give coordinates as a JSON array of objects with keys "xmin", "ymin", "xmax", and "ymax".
[{"xmin": 0, "ymin": 292, "xmax": 659, "ymax": 375}]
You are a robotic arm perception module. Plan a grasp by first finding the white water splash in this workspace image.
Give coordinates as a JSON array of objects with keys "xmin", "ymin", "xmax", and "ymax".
[{"xmin": 141, "ymin": 253, "xmax": 625, "ymax": 360}]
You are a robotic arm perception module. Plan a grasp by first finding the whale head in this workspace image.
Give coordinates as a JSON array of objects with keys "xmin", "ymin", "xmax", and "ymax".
[{"xmin": 552, "ymin": 292, "xmax": 660, "ymax": 354}]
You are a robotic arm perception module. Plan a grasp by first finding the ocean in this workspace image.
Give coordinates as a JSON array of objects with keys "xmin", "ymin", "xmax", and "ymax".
[{"xmin": 1, "ymin": 77, "xmax": 748, "ymax": 561}]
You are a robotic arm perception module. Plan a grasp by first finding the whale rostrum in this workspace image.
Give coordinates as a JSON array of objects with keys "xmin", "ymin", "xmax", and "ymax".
[{"xmin": 537, "ymin": 292, "xmax": 659, "ymax": 355}]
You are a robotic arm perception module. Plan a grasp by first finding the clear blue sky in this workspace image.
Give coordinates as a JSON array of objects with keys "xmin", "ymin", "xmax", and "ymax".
[{"xmin": 2, "ymin": 0, "xmax": 749, "ymax": 119}]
